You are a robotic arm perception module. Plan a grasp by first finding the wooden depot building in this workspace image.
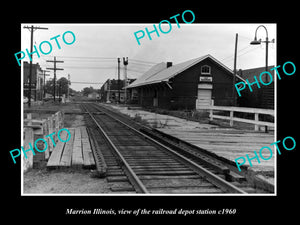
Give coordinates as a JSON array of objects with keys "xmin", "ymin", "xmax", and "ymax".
[{"xmin": 126, "ymin": 54, "xmax": 245, "ymax": 110}]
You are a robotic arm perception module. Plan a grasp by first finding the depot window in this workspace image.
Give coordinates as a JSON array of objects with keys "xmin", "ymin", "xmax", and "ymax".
[{"xmin": 201, "ymin": 65, "xmax": 211, "ymax": 75}]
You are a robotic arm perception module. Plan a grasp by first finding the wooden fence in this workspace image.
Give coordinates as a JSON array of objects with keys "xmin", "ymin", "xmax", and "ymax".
[
  {"xmin": 205, "ymin": 106, "xmax": 274, "ymax": 131},
  {"xmin": 23, "ymin": 111, "xmax": 64, "ymax": 171}
]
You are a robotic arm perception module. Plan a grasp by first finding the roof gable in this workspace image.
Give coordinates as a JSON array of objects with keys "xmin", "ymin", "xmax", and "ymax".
[{"xmin": 127, "ymin": 54, "xmax": 244, "ymax": 88}]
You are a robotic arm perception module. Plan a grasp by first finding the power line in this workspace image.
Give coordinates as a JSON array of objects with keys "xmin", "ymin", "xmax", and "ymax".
[
  {"xmin": 41, "ymin": 56, "xmax": 155, "ymax": 70},
  {"xmin": 43, "ymin": 55, "xmax": 158, "ymax": 65},
  {"xmin": 42, "ymin": 55, "xmax": 116, "ymax": 60},
  {"xmin": 127, "ymin": 68, "xmax": 148, "ymax": 73},
  {"xmin": 237, "ymin": 46, "xmax": 261, "ymax": 58},
  {"xmin": 59, "ymin": 62, "xmax": 153, "ymax": 70},
  {"xmin": 123, "ymin": 58, "xmax": 157, "ymax": 64},
  {"xmin": 220, "ymin": 45, "xmax": 252, "ymax": 62},
  {"xmin": 71, "ymin": 81, "xmax": 104, "ymax": 84},
  {"xmin": 49, "ymin": 65, "xmax": 148, "ymax": 74},
  {"xmin": 220, "ymin": 45, "xmax": 261, "ymax": 64},
  {"xmin": 238, "ymin": 34, "xmax": 254, "ymax": 41},
  {"xmin": 62, "ymin": 66, "xmax": 116, "ymax": 69},
  {"xmin": 129, "ymin": 61, "xmax": 154, "ymax": 67}
]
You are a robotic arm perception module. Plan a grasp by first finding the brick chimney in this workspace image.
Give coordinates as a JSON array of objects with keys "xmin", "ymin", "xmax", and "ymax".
[{"xmin": 166, "ymin": 62, "xmax": 172, "ymax": 68}]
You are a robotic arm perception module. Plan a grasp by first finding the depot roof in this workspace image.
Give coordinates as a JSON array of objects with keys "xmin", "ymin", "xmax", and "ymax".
[{"xmin": 126, "ymin": 54, "xmax": 245, "ymax": 89}]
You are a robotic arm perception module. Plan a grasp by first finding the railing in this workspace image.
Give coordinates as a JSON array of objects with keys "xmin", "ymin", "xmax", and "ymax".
[
  {"xmin": 204, "ymin": 106, "xmax": 274, "ymax": 131},
  {"xmin": 23, "ymin": 111, "xmax": 64, "ymax": 171}
]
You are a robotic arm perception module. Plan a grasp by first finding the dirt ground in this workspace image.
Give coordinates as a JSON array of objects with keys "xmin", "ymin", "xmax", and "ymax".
[
  {"xmin": 23, "ymin": 168, "xmax": 111, "ymax": 194},
  {"xmin": 23, "ymin": 101, "xmax": 114, "ymax": 194}
]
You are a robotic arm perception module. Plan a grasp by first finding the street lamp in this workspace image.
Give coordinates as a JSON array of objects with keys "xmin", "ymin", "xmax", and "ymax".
[
  {"xmin": 250, "ymin": 25, "xmax": 275, "ymax": 82},
  {"xmin": 250, "ymin": 25, "xmax": 275, "ymax": 133}
]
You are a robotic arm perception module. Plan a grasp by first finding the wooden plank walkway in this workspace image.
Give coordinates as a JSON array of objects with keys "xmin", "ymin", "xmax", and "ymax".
[
  {"xmin": 47, "ymin": 127, "xmax": 95, "ymax": 169},
  {"xmin": 157, "ymin": 128, "xmax": 275, "ymax": 172}
]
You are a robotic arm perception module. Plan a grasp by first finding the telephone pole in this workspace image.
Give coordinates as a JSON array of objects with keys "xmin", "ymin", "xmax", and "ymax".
[
  {"xmin": 67, "ymin": 74, "xmax": 70, "ymax": 101},
  {"xmin": 232, "ymin": 33, "xmax": 238, "ymax": 106},
  {"xmin": 43, "ymin": 69, "xmax": 50, "ymax": 98},
  {"xmin": 46, "ymin": 56, "xmax": 64, "ymax": 102},
  {"xmin": 123, "ymin": 57, "xmax": 128, "ymax": 104},
  {"xmin": 23, "ymin": 25, "xmax": 48, "ymax": 107},
  {"xmin": 117, "ymin": 58, "xmax": 120, "ymax": 103}
]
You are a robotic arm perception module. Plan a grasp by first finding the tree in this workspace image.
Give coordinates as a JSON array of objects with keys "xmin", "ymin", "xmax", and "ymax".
[
  {"xmin": 44, "ymin": 78, "xmax": 54, "ymax": 96},
  {"xmin": 44, "ymin": 77, "xmax": 70, "ymax": 97},
  {"xmin": 82, "ymin": 86, "xmax": 94, "ymax": 96},
  {"xmin": 57, "ymin": 77, "xmax": 69, "ymax": 96}
]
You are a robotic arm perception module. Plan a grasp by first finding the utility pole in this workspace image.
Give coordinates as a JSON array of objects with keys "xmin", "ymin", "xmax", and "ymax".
[
  {"xmin": 43, "ymin": 69, "xmax": 50, "ymax": 99},
  {"xmin": 67, "ymin": 74, "xmax": 70, "ymax": 101},
  {"xmin": 23, "ymin": 25, "xmax": 48, "ymax": 107},
  {"xmin": 123, "ymin": 57, "xmax": 128, "ymax": 104},
  {"xmin": 232, "ymin": 33, "xmax": 238, "ymax": 106},
  {"xmin": 106, "ymin": 80, "xmax": 111, "ymax": 103},
  {"xmin": 117, "ymin": 58, "xmax": 120, "ymax": 103},
  {"xmin": 46, "ymin": 56, "xmax": 64, "ymax": 102}
]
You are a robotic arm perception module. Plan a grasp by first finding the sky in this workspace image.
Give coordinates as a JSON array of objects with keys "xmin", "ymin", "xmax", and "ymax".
[{"xmin": 21, "ymin": 23, "xmax": 276, "ymax": 91}]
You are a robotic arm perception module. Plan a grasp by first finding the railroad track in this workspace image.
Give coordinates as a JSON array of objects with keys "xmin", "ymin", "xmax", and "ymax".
[{"xmin": 82, "ymin": 102, "xmax": 258, "ymax": 194}]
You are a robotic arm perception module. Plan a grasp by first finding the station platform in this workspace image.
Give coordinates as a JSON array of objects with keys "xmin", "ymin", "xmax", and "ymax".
[{"xmin": 157, "ymin": 128, "xmax": 274, "ymax": 171}]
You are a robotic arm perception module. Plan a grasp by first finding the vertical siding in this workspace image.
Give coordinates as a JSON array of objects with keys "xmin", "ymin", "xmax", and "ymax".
[
  {"xmin": 170, "ymin": 64, "xmax": 198, "ymax": 110},
  {"xmin": 136, "ymin": 57, "xmax": 236, "ymax": 109},
  {"xmin": 238, "ymin": 83, "xmax": 274, "ymax": 109},
  {"xmin": 171, "ymin": 58, "xmax": 234, "ymax": 109},
  {"xmin": 207, "ymin": 58, "xmax": 234, "ymax": 106}
]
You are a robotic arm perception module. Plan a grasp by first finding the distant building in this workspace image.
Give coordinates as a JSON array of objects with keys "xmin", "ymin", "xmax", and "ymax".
[
  {"xmin": 23, "ymin": 61, "xmax": 44, "ymax": 101},
  {"xmin": 88, "ymin": 91, "xmax": 100, "ymax": 99},
  {"xmin": 126, "ymin": 54, "xmax": 245, "ymax": 110},
  {"xmin": 100, "ymin": 78, "xmax": 136, "ymax": 103},
  {"xmin": 237, "ymin": 66, "xmax": 275, "ymax": 109}
]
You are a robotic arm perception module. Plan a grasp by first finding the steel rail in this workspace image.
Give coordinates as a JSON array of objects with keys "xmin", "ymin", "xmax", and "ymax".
[
  {"xmin": 82, "ymin": 104, "xmax": 149, "ymax": 194},
  {"xmin": 92, "ymin": 103, "xmax": 247, "ymax": 194}
]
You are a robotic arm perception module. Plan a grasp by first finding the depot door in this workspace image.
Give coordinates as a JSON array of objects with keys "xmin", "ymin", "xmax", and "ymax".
[{"xmin": 196, "ymin": 89, "xmax": 212, "ymax": 109}]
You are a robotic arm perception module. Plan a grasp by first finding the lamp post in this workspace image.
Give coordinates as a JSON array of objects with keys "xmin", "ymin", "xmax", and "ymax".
[
  {"xmin": 250, "ymin": 25, "xmax": 275, "ymax": 82},
  {"xmin": 250, "ymin": 25, "xmax": 275, "ymax": 133}
]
